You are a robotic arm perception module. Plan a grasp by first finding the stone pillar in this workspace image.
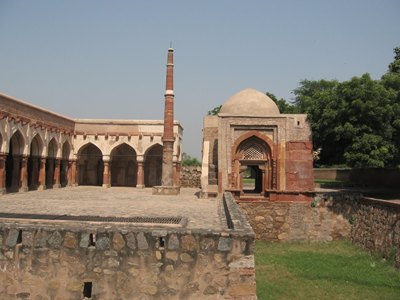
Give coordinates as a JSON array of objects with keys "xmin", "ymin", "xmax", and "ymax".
[
  {"xmin": 67, "ymin": 160, "xmax": 73, "ymax": 186},
  {"xmin": 102, "ymin": 160, "xmax": 110, "ymax": 188},
  {"xmin": 38, "ymin": 157, "xmax": 46, "ymax": 190},
  {"xmin": 0, "ymin": 154, "xmax": 6, "ymax": 194},
  {"xmin": 173, "ymin": 162, "xmax": 181, "ymax": 187},
  {"xmin": 19, "ymin": 155, "xmax": 28, "ymax": 192},
  {"xmin": 71, "ymin": 160, "xmax": 78, "ymax": 186},
  {"xmin": 136, "ymin": 161, "xmax": 144, "ymax": 188},
  {"xmin": 272, "ymin": 159, "xmax": 277, "ymax": 189},
  {"xmin": 53, "ymin": 159, "xmax": 61, "ymax": 188}
]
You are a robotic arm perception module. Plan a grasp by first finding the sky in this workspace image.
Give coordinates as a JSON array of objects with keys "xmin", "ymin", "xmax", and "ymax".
[{"xmin": 0, "ymin": 0, "xmax": 399, "ymax": 158}]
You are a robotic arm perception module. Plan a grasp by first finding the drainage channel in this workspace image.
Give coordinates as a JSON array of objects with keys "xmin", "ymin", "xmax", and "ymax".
[{"xmin": 0, "ymin": 213, "xmax": 184, "ymax": 226}]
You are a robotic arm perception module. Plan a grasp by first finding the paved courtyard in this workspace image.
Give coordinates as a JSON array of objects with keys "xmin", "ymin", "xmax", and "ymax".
[{"xmin": 0, "ymin": 187, "xmax": 224, "ymax": 231}]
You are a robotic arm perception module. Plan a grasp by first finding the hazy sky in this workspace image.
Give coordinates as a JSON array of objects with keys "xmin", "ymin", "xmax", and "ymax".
[{"xmin": 0, "ymin": 0, "xmax": 399, "ymax": 158}]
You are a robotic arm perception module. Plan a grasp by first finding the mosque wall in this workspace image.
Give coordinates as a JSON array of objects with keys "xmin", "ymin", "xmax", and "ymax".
[{"xmin": 0, "ymin": 93, "xmax": 182, "ymax": 193}]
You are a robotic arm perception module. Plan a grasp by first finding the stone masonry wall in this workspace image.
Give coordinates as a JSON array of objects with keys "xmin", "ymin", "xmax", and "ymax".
[
  {"xmin": 0, "ymin": 225, "xmax": 255, "ymax": 299},
  {"xmin": 0, "ymin": 193, "xmax": 256, "ymax": 299},
  {"xmin": 239, "ymin": 191, "xmax": 357, "ymax": 242},
  {"xmin": 239, "ymin": 191, "xmax": 400, "ymax": 268},
  {"xmin": 350, "ymin": 197, "xmax": 400, "ymax": 268},
  {"xmin": 180, "ymin": 166, "xmax": 201, "ymax": 188}
]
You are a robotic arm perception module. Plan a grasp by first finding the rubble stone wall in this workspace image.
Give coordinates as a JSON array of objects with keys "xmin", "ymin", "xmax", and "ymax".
[
  {"xmin": 180, "ymin": 166, "xmax": 201, "ymax": 188},
  {"xmin": 239, "ymin": 191, "xmax": 400, "ymax": 268},
  {"xmin": 0, "ymin": 193, "xmax": 256, "ymax": 299}
]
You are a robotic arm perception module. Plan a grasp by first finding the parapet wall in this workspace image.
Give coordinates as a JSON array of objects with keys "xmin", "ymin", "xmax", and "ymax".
[{"xmin": 0, "ymin": 194, "xmax": 256, "ymax": 299}]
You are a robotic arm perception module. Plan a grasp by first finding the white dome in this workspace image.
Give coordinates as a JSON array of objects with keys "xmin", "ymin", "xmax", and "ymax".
[{"xmin": 219, "ymin": 88, "xmax": 280, "ymax": 116}]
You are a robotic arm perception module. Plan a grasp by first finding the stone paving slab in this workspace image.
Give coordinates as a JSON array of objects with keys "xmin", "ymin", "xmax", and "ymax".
[{"xmin": 0, "ymin": 187, "xmax": 224, "ymax": 231}]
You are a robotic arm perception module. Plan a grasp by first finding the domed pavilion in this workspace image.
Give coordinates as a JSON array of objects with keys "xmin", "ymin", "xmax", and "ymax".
[{"xmin": 201, "ymin": 88, "xmax": 314, "ymax": 201}]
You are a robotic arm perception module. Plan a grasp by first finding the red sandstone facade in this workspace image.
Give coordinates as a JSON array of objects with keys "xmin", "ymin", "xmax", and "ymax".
[{"xmin": 201, "ymin": 88, "xmax": 314, "ymax": 201}]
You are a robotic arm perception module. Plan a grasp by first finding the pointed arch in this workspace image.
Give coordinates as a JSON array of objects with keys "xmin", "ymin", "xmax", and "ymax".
[
  {"xmin": 77, "ymin": 143, "xmax": 104, "ymax": 186},
  {"xmin": 232, "ymin": 131, "xmax": 275, "ymax": 159},
  {"xmin": 28, "ymin": 134, "xmax": 44, "ymax": 190},
  {"xmin": 144, "ymin": 143, "xmax": 163, "ymax": 187},
  {"xmin": 47, "ymin": 138, "xmax": 58, "ymax": 158},
  {"xmin": 231, "ymin": 132, "xmax": 275, "ymax": 194},
  {"xmin": 6, "ymin": 130, "xmax": 25, "ymax": 192},
  {"xmin": 110, "ymin": 143, "xmax": 137, "ymax": 187}
]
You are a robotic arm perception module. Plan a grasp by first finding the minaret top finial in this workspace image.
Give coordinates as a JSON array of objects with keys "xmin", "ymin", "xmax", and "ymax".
[{"xmin": 169, "ymin": 41, "xmax": 173, "ymax": 51}]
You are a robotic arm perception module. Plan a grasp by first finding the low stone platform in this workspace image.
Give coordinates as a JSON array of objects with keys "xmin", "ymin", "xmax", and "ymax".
[
  {"xmin": 0, "ymin": 187, "xmax": 221, "ymax": 231},
  {"xmin": 0, "ymin": 188, "xmax": 256, "ymax": 299}
]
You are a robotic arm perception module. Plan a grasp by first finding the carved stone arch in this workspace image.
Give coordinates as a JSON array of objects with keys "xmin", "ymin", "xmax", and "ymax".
[
  {"xmin": 47, "ymin": 138, "xmax": 58, "ymax": 158},
  {"xmin": 6, "ymin": 130, "xmax": 26, "ymax": 192},
  {"xmin": 77, "ymin": 142, "xmax": 104, "ymax": 157},
  {"xmin": 231, "ymin": 131, "xmax": 276, "ymax": 194},
  {"xmin": 9, "ymin": 130, "xmax": 25, "ymax": 155},
  {"xmin": 232, "ymin": 131, "xmax": 274, "ymax": 159},
  {"xmin": 109, "ymin": 141, "xmax": 138, "ymax": 157},
  {"xmin": 30, "ymin": 134, "xmax": 44, "ymax": 157},
  {"xmin": 144, "ymin": 143, "xmax": 163, "ymax": 187},
  {"xmin": 77, "ymin": 142, "xmax": 104, "ymax": 186},
  {"xmin": 110, "ymin": 143, "xmax": 137, "ymax": 187}
]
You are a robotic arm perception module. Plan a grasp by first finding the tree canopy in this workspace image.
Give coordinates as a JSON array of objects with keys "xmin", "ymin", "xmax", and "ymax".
[
  {"xmin": 182, "ymin": 152, "xmax": 201, "ymax": 166},
  {"xmin": 293, "ymin": 47, "xmax": 400, "ymax": 168}
]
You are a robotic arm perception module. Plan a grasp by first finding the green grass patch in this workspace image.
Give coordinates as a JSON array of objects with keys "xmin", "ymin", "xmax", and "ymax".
[
  {"xmin": 256, "ymin": 240, "xmax": 400, "ymax": 300},
  {"xmin": 243, "ymin": 178, "xmax": 255, "ymax": 184}
]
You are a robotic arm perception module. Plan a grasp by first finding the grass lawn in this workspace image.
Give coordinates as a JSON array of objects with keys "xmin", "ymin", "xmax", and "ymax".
[{"xmin": 256, "ymin": 240, "xmax": 400, "ymax": 300}]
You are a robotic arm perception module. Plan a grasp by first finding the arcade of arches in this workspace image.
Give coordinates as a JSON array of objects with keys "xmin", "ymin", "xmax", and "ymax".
[{"xmin": 0, "ymin": 92, "xmax": 183, "ymax": 194}]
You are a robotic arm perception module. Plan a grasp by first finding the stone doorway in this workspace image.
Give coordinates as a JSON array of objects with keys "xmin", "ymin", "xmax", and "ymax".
[
  {"xmin": 6, "ymin": 131, "xmax": 24, "ymax": 192},
  {"xmin": 78, "ymin": 143, "xmax": 103, "ymax": 186},
  {"xmin": 233, "ymin": 135, "xmax": 272, "ymax": 196},
  {"xmin": 241, "ymin": 164, "xmax": 263, "ymax": 194},
  {"xmin": 110, "ymin": 143, "xmax": 137, "ymax": 187},
  {"xmin": 144, "ymin": 144, "xmax": 162, "ymax": 187}
]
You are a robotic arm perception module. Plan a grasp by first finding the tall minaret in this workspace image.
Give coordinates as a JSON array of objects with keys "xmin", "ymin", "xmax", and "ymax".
[{"xmin": 161, "ymin": 47, "xmax": 175, "ymax": 187}]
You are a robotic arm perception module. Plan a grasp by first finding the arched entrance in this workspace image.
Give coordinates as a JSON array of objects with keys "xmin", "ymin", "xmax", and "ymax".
[
  {"xmin": 110, "ymin": 144, "xmax": 137, "ymax": 187},
  {"xmin": 77, "ymin": 143, "xmax": 103, "ymax": 186},
  {"xmin": 46, "ymin": 139, "xmax": 58, "ymax": 188},
  {"xmin": 144, "ymin": 144, "xmax": 162, "ymax": 187},
  {"xmin": 234, "ymin": 136, "xmax": 272, "ymax": 195},
  {"xmin": 28, "ymin": 134, "xmax": 43, "ymax": 190},
  {"xmin": 6, "ymin": 131, "xmax": 25, "ymax": 192},
  {"xmin": 60, "ymin": 141, "xmax": 71, "ymax": 187}
]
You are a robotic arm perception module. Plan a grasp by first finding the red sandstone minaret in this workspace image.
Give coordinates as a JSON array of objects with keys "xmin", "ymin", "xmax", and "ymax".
[{"xmin": 161, "ymin": 48, "xmax": 175, "ymax": 187}]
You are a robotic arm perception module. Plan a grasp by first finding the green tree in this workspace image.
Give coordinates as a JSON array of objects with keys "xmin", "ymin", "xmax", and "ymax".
[
  {"xmin": 266, "ymin": 92, "xmax": 298, "ymax": 113},
  {"xmin": 382, "ymin": 46, "xmax": 400, "ymax": 166},
  {"xmin": 182, "ymin": 152, "xmax": 201, "ymax": 166},
  {"xmin": 294, "ymin": 74, "xmax": 398, "ymax": 168},
  {"xmin": 207, "ymin": 105, "xmax": 222, "ymax": 115}
]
